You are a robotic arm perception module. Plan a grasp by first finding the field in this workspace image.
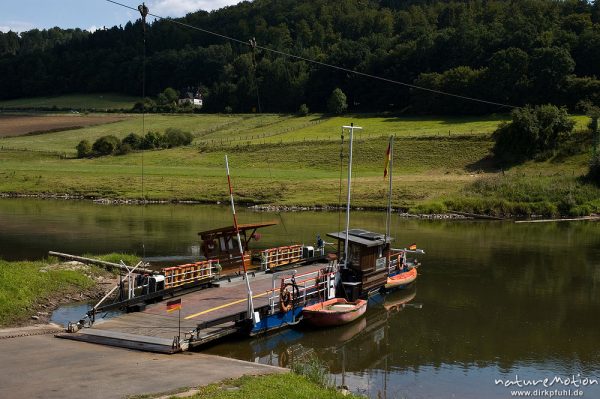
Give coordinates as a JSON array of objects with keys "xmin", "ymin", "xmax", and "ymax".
[
  {"xmin": 0, "ymin": 114, "xmax": 128, "ymax": 138},
  {"xmin": 0, "ymin": 93, "xmax": 138, "ymax": 111},
  {"xmin": 0, "ymin": 112, "xmax": 598, "ymax": 216}
]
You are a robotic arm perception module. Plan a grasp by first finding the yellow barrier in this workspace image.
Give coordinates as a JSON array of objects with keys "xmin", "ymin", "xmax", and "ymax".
[
  {"xmin": 162, "ymin": 260, "xmax": 219, "ymax": 289},
  {"xmin": 260, "ymin": 245, "xmax": 303, "ymax": 270}
]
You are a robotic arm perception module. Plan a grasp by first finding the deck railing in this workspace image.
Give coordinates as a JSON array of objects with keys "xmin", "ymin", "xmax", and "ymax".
[
  {"xmin": 387, "ymin": 250, "xmax": 405, "ymax": 271},
  {"xmin": 162, "ymin": 260, "xmax": 220, "ymax": 289},
  {"xmin": 260, "ymin": 245, "xmax": 303, "ymax": 270},
  {"xmin": 268, "ymin": 267, "xmax": 336, "ymax": 313}
]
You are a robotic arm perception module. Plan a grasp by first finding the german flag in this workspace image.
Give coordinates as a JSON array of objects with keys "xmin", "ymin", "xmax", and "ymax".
[
  {"xmin": 383, "ymin": 140, "xmax": 391, "ymax": 179},
  {"xmin": 166, "ymin": 298, "xmax": 182, "ymax": 312},
  {"xmin": 408, "ymin": 243, "xmax": 417, "ymax": 250}
]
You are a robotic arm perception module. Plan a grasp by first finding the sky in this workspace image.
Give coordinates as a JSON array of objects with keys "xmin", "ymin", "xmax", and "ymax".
[{"xmin": 0, "ymin": 0, "xmax": 243, "ymax": 33}]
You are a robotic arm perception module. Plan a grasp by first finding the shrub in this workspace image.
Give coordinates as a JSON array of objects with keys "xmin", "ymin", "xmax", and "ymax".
[
  {"xmin": 164, "ymin": 128, "xmax": 193, "ymax": 147},
  {"xmin": 492, "ymin": 104, "xmax": 575, "ymax": 165},
  {"xmin": 298, "ymin": 103, "xmax": 309, "ymax": 116},
  {"xmin": 116, "ymin": 143, "xmax": 132, "ymax": 155},
  {"xmin": 327, "ymin": 88, "xmax": 347, "ymax": 115},
  {"xmin": 132, "ymin": 97, "xmax": 156, "ymax": 113},
  {"xmin": 76, "ymin": 140, "xmax": 92, "ymax": 158},
  {"xmin": 224, "ymin": 105, "xmax": 233, "ymax": 114},
  {"xmin": 589, "ymin": 151, "xmax": 600, "ymax": 185},
  {"xmin": 122, "ymin": 132, "xmax": 142, "ymax": 149},
  {"xmin": 141, "ymin": 131, "xmax": 165, "ymax": 149},
  {"xmin": 291, "ymin": 354, "xmax": 332, "ymax": 389},
  {"xmin": 92, "ymin": 135, "xmax": 120, "ymax": 156}
]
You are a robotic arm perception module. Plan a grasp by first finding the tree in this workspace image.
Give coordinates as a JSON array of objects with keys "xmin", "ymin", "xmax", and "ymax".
[
  {"xmin": 141, "ymin": 131, "xmax": 165, "ymax": 149},
  {"xmin": 92, "ymin": 135, "xmax": 120, "ymax": 156},
  {"xmin": 76, "ymin": 140, "xmax": 92, "ymax": 158},
  {"xmin": 122, "ymin": 132, "xmax": 142, "ymax": 149},
  {"xmin": 327, "ymin": 88, "xmax": 347, "ymax": 115},
  {"xmin": 587, "ymin": 104, "xmax": 600, "ymax": 184},
  {"xmin": 298, "ymin": 103, "xmax": 309, "ymax": 116},
  {"xmin": 493, "ymin": 105, "xmax": 576, "ymax": 165},
  {"xmin": 164, "ymin": 128, "xmax": 193, "ymax": 147}
]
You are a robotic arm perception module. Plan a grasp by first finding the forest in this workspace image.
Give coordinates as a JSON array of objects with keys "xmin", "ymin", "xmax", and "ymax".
[{"xmin": 2, "ymin": 0, "xmax": 600, "ymax": 114}]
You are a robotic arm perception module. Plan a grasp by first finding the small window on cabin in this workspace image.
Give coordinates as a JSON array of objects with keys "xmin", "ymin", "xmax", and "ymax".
[
  {"xmin": 219, "ymin": 237, "xmax": 226, "ymax": 252},
  {"xmin": 350, "ymin": 244, "xmax": 361, "ymax": 266},
  {"xmin": 378, "ymin": 245, "xmax": 383, "ymax": 258},
  {"xmin": 228, "ymin": 238, "xmax": 234, "ymax": 250}
]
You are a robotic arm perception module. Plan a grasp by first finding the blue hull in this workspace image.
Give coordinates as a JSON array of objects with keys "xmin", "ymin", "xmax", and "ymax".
[{"xmin": 249, "ymin": 306, "xmax": 304, "ymax": 336}]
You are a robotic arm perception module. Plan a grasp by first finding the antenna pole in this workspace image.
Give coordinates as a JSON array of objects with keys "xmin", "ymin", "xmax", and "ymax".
[
  {"xmin": 385, "ymin": 136, "xmax": 393, "ymax": 241},
  {"xmin": 225, "ymin": 155, "xmax": 254, "ymax": 320},
  {"xmin": 342, "ymin": 124, "xmax": 362, "ymax": 268}
]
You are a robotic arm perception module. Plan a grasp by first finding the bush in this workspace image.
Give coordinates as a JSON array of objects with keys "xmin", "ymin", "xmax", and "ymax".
[
  {"xmin": 327, "ymin": 88, "xmax": 347, "ymax": 115},
  {"xmin": 164, "ymin": 128, "xmax": 193, "ymax": 147},
  {"xmin": 492, "ymin": 104, "xmax": 575, "ymax": 165},
  {"xmin": 92, "ymin": 135, "xmax": 120, "ymax": 156},
  {"xmin": 298, "ymin": 103, "xmax": 309, "ymax": 116},
  {"xmin": 132, "ymin": 97, "xmax": 156, "ymax": 113},
  {"xmin": 122, "ymin": 132, "xmax": 142, "ymax": 149},
  {"xmin": 291, "ymin": 354, "xmax": 332, "ymax": 389},
  {"xmin": 116, "ymin": 143, "xmax": 132, "ymax": 155},
  {"xmin": 76, "ymin": 140, "xmax": 92, "ymax": 158},
  {"xmin": 589, "ymin": 151, "xmax": 600, "ymax": 185},
  {"xmin": 141, "ymin": 131, "xmax": 165, "ymax": 149}
]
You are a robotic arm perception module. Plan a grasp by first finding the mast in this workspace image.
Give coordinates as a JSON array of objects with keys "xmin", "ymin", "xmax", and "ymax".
[
  {"xmin": 385, "ymin": 136, "xmax": 393, "ymax": 242},
  {"xmin": 225, "ymin": 155, "xmax": 255, "ymax": 320},
  {"xmin": 342, "ymin": 123, "xmax": 362, "ymax": 268}
]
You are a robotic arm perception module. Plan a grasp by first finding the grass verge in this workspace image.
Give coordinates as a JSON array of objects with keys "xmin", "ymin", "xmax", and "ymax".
[
  {"xmin": 180, "ymin": 373, "xmax": 359, "ymax": 399},
  {"xmin": 0, "ymin": 254, "xmax": 127, "ymax": 327}
]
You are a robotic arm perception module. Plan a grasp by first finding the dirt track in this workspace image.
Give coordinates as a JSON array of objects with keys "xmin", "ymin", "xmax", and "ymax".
[{"xmin": 0, "ymin": 114, "xmax": 127, "ymax": 137}]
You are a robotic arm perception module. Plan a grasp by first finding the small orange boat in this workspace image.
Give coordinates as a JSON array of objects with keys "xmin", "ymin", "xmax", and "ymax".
[
  {"xmin": 385, "ymin": 267, "xmax": 417, "ymax": 289},
  {"xmin": 302, "ymin": 298, "xmax": 367, "ymax": 327}
]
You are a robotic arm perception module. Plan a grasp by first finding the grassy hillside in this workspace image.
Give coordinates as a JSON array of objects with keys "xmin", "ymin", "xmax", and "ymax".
[
  {"xmin": 0, "ymin": 93, "xmax": 138, "ymax": 111},
  {"xmin": 0, "ymin": 113, "xmax": 514, "ymax": 154},
  {"xmin": 0, "ymin": 113, "xmax": 597, "ymax": 216}
]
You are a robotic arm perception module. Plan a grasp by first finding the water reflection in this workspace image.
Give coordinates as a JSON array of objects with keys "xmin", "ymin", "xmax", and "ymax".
[{"xmin": 1, "ymin": 199, "xmax": 599, "ymax": 398}]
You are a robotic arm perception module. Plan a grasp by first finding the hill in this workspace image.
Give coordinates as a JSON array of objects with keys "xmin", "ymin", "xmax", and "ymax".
[{"xmin": 1, "ymin": 0, "xmax": 600, "ymax": 114}]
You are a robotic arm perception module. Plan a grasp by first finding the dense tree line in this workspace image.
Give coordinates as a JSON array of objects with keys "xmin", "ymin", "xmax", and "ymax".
[
  {"xmin": 3, "ymin": 0, "xmax": 600, "ymax": 114},
  {"xmin": 77, "ymin": 128, "xmax": 193, "ymax": 158}
]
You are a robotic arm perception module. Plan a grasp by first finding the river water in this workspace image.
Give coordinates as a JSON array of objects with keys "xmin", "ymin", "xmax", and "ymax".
[{"xmin": 1, "ymin": 199, "xmax": 599, "ymax": 398}]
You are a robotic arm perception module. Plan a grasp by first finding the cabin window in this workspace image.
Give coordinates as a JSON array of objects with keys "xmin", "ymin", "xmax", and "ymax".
[
  {"xmin": 219, "ymin": 237, "xmax": 226, "ymax": 252},
  {"xmin": 350, "ymin": 244, "xmax": 361, "ymax": 267}
]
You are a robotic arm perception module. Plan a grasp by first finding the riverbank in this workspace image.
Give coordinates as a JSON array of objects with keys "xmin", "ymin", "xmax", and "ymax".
[{"xmin": 0, "ymin": 255, "xmax": 136, "ymax": 327}]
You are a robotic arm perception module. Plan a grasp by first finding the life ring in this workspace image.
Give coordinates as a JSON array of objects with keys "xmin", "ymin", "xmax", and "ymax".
[
  {"xmin": 279, "ymin": 281, "xmax": 299, "ymax": 313},
  {"xmin": 278, "ymin": 348, "xmax": 290, "ymax": 367}
]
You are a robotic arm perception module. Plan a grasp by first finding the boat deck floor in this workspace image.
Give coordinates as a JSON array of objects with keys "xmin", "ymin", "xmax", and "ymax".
[{"xmin": 57, "ymin": 262, "xmax": 327, "ymax": 353}]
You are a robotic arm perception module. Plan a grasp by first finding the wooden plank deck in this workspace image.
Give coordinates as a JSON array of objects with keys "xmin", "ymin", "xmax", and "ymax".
[{"xmin": 57, "ymin": 262, "xmax": 327, "ymax": 353}]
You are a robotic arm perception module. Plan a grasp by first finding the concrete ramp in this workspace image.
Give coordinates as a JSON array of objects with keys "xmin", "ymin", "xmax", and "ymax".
[{"xmin": 56, "ymin": 329, "xmax": 185, "ymax": 354}]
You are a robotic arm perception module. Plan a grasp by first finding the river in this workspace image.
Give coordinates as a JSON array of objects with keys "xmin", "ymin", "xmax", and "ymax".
[{"xmin": 1, "ymin": 198, "xmax": 599, "ymax": 398}]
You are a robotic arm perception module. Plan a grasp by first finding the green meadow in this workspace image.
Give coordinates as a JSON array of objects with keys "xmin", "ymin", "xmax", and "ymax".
[
  {"xmin": 0, "ymin": 93, "xmax": 138, "ymax": 111},
  {"xmin": 0, "ymin": 112, "xmax": 598, "ymax": 216}
]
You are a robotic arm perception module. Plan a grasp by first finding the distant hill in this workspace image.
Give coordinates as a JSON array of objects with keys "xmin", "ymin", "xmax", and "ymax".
[{"xmin": 1, "ymin": 0, "xmax": 600, "ymax": 114}]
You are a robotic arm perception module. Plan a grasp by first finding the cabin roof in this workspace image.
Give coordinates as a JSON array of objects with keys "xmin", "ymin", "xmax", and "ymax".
[
  {"xmin": 198, "ymin": 221, "xmax": 278, "ymax": 238},
  {"xmin": 327, "ymin": 229, "xmax": 393, "ymax": 247}
]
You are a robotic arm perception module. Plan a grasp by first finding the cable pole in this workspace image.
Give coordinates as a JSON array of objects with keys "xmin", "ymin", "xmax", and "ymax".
[{"xmin": 138, "ymin": 3, "xmax": 149, "ymax": 259}]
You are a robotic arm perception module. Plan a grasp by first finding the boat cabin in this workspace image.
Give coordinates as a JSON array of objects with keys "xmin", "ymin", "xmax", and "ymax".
[
  {"xmin": 198, "ymin": 221, "xmax": 277, "ymax": 273},
  {"xmin": 327, "ymin": 229, "xmax": 392, "ymax": 299}
]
